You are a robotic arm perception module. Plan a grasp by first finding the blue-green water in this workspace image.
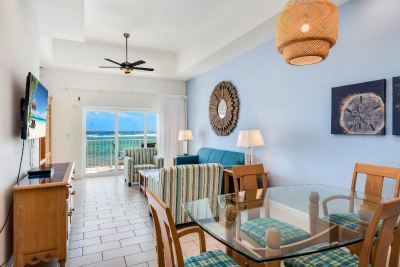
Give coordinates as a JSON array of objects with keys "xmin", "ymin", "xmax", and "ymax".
[
  {"xmin": 86, "ymin": 131, "xmax": 156, "ymax": 167},
  {"xmin": 32, "ymin": 117, "xmax": 46, "ymax": 124}
]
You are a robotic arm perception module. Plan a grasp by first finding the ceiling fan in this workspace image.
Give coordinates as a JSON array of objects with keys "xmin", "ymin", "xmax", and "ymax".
[{"xmin": 99, "ymin": 33, "xmax": 154, "ymax": 74}]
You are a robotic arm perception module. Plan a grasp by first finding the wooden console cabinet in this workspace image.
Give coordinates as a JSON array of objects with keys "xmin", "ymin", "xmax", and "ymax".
[{"xmin": 13, "ymin": 162, "xmax": 75, "ymax": 267}]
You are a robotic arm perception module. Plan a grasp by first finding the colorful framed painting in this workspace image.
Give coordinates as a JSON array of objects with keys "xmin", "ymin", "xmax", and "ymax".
[{"xmin": 331, "ymin": 79, "xmax": 386, "ymax": 135}]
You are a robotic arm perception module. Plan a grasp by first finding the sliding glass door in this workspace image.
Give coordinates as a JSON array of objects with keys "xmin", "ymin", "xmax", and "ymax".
[{"xmin": 84, "ymin": 108, "xmax": 157, "ymax": 176}]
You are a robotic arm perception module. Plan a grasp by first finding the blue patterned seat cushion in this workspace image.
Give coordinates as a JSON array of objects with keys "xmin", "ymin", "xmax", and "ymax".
[
  {"xmin": 184, "ymin": 249, "xmax": 239, "ymax": 267},
  {"xmin": 323, "ymin": 213, "xmax": 382, "ymax": 235},
  {"xmin": 323, "ymin": 213, "xmax": 360, "ymax": 231},
  {"xmin": 284, "ymin": 243, "xmax": 368, "ymax": 267},
  {"xmin": 240, "ymin": 217, "xmax": 311, "ymax": 247}
]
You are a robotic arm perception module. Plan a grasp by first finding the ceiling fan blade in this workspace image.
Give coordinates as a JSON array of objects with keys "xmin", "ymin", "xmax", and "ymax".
[
  {"xmin": 104, "ymin": 58, "xmax": 122, "ymax": 66},
  {"xmin": 132, "ymin": 67, "xmax": 154, "ymax": 71},
  {"xmin": 129, "ymin": 60, "xmax": 146, "ymax": 67},
  {"xmin": 99, "ymin": 66, "xmax": 121, "ymax": 68}
]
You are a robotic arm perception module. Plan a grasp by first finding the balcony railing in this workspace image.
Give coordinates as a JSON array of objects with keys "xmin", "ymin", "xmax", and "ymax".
[{"xmin": 86, "ymin": 138, "xmax": 155, "ymax": 170}]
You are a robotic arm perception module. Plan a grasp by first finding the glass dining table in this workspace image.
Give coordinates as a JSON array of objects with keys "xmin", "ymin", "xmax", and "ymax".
[{"xmin": 182, "ymin": 185, "xmax": 385, "ymax": 266}]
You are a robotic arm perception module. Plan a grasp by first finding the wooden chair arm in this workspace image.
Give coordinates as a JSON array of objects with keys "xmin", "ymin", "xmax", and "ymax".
[
  {"xmin": 177, "ymin": 226, "xmax": 206, "ymax": 252},
  {"xmin": 322, "ymin": 194, "xmax": 353, "ymax": 216}
]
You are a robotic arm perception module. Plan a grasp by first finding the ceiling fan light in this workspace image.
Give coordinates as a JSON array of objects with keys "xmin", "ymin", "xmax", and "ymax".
[
  {"xmin": 276, "ymin": 0, "xmax": 339, "ymax": 66},
  {"xmin": 121, "ymin": 67, "xmax": 132, "ymax": 74}
]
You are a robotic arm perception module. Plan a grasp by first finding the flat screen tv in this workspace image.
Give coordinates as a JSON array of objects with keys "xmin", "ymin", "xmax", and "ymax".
[{"xmin": 21, "ymin": 73, "xmax": 49, "ymax": 139}]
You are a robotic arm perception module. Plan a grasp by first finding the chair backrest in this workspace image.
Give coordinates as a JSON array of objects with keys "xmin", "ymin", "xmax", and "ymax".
[
  {"xmin": 157, "ymin": 163, "xmax": 223, "ymax": 225},
  {"xmin": 351, "ymin": 163, "xmax": 400, "ymax": 199},
  {"xmin": 125, "ymin": 147, "xmax": 157, "ymax": 164},
  {"xmin": 232, "ymin": 164, "xmax": 268, "ymax": 193},
  {"xmin": 358, "ymin": 198, "xmax": 400, "ymax": 267},
  {"xmin": 146, "ymin": 189, "xmax": 185, "ymax": 267}
]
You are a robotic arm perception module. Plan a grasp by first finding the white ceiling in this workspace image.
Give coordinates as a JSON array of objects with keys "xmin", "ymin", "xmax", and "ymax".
[
  {"xmin": 33, "ymin": 0, "xmax": 351, "ymax": 81},
  {"xmin": 85, "ymin": 0, "xmax": 287, "ymax": 53}
]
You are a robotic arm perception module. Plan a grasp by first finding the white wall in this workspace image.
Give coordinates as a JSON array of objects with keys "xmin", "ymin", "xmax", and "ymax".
[
  {"xmin": 40, "ymin": 69, "xmax": 186, "ymax": 178},
  {"xmin": 0, "ymin": 0, "xmax": 40, "ymax": 264}
]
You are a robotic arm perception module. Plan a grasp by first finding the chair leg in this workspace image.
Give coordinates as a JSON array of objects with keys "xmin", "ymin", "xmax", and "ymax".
[
  {"xmin": 389, "ymin": 227, "xmax": 400, "ymax": 267},
  {"xmin": 128, "ymin": 182, "xmax": 131, "ymax": 187}
]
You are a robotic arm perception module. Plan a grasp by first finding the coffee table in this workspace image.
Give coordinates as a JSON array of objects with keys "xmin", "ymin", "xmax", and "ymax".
[{"xmin": 138, "ymin": 169, "xmax": 160, "ymax": 196}]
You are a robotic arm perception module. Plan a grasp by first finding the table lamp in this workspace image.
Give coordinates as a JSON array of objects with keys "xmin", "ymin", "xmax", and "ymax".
[
  {"xmin": 178, "ymin": 130, "xmax": 193, "ymax": 155},
  {"xmin": 237, "ymin": 129, "xmax": 265, "ymax": 164}
]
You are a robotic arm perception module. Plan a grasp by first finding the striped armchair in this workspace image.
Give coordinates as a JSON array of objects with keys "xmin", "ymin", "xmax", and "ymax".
[
  {"xmin": 124, "ymin": 148, "xmax": 164, "ymax": 186},
  {"xmin": 147, "ymin": 163, "xmax": 223, "ymax": 225}
]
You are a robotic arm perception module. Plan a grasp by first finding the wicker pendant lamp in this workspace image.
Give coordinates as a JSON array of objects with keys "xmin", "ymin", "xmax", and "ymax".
[{"xmin": 276, "ymin": 0, "xmax": 339, "ymax": 66}]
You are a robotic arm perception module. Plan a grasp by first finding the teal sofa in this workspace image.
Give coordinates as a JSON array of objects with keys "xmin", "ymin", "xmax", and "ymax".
[
  {"xmin": 175, "ymin": 147, "xmax": 245, "ymax": 194},
  {"xmin": 175, "ymin": 147, "xmax": 245, "ymax": 168}
]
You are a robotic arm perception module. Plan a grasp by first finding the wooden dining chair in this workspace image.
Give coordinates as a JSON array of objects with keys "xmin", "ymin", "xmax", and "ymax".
[
  {"xmin": 146, "ymin": 188, "xmax": 239, "ymax": 267},
  {"xmin": 284, "ymin": 197, "xmax": 400, "ymax": 267},
  {"xmin": 232, "ymin": 164, "xmax": 311, "ymax": 250},
  {"xmin": 322, "ymin": 163, "xmax": 400, "ymax": 265},
  {"xmin": 232, "ymin": 164, "xmax": 268, "ymax": 193}
]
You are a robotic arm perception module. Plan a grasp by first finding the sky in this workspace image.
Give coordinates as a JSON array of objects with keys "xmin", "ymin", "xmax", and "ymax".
[{"xmin": 86, "ymin": 111, "xmax": 157, "ymax": 132}]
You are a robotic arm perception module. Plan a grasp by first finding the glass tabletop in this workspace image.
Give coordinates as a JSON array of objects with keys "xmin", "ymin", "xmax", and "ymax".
[{"xmin": 182, "ymin": 184, "xmax": 385, "ymax": 263}]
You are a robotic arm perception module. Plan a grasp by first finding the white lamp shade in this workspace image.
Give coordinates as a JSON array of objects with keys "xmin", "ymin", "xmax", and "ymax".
[
  {"xmin": 237, "ymin": 130, "xmax": 265, "ymax": 148},
  {"xmin": 178, "ymin": 130, "xmax": 193, "ymax": 141}
]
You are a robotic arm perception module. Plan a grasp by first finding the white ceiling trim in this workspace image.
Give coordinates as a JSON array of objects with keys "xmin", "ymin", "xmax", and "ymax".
[{"xmin": 34, "ymin": 0, "xmax": 352, "ymax": 81}]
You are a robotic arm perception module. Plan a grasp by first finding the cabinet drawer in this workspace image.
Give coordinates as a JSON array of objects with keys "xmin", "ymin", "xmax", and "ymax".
[{"xmin": 24, "ymin": 249, "xmax": 58, "ymax": 264}]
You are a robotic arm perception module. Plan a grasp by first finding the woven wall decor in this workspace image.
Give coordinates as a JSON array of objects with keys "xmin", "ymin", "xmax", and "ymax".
[
  {"xmin": 276, "ymin": 0, "xmax": 339, "ymax": 66},
  {"xmin": 209, "ymin": 81, "xmax": 239, "ymax": 136}
]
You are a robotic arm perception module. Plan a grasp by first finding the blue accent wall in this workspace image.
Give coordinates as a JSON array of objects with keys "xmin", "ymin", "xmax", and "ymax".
[{"xmin": 187, "ymin": 0, "xmax": 400, "ymax": 188}]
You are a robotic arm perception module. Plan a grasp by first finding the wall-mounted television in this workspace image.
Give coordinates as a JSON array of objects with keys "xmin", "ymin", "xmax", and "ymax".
[{"xmin": 21, "ymin": 73, "xmax": 49, "ymax": 139}]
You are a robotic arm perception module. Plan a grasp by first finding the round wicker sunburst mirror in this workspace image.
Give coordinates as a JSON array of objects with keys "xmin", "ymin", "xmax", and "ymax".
[{"xmin": 209, "ymin": 81, "xmax": 239, "ymax": 136}]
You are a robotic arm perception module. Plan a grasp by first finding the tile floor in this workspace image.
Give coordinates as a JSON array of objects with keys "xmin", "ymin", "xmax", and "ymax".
[
  {"xmin": 56, "ymin": 175, "xmax": 226, "ymax": 267},
  {"xmin": 36, "ymin": 176, "xmax": 395, "ymax": 267}
]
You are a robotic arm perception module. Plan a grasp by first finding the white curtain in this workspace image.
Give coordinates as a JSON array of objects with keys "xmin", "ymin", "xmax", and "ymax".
[{"xmin": 157, "ymin": 95, "xmax": 187, "ymax": 167}]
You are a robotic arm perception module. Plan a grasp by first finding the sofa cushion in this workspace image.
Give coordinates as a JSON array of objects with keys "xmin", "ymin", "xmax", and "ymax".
[
  {"xmin": 198, "ymin": 148, "xmax": 214, "ymax": 164},
  {"xmin": 220, "ymin": 150, "xmax": 246, "ymax": 168},
  {"xmin": 197, "ymin": 147, "xmax": 244, "ymax": 168}
]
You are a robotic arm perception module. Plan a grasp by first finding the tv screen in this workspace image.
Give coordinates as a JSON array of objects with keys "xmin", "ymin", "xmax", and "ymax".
[{"xmin": 21, "ymin": 73, "xmax": 49, "ymax": 139}]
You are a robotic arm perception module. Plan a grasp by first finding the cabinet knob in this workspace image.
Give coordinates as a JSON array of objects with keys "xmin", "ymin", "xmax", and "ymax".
[
  {"xmin": 67, "ymin": 211, "xmax": 73, "ymax": 216},
  {"xmin": 71, "ymin": 191, "xmax": 76, "ymax": 195},
  {"xmin": 67, "ymin": 185, "xmax": 72, "ymax": 188}
]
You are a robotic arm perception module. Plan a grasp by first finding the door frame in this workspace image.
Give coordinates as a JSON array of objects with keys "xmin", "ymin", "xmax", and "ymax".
[{"xmin": 81, "ymin": 106, "xmax": 157, "ymax": 178}]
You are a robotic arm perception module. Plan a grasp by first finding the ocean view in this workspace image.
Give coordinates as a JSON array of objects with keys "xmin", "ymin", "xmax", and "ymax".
[{"xmin": 86, "ymin": 131, "xmax": 157, "ymax": 167}]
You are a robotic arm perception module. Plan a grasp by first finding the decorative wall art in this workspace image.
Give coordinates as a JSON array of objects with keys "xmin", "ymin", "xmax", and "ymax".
[
  {"xmin": 209, "ymin": 81, "xmax": 239, "ymax": 136},
  {"xmin": 393, "ymin": 76, "xmax": 400, "ymax": 135},
  {"xmin": 331, "ymin": 80, "xmax": 386, "ymax": 135}
]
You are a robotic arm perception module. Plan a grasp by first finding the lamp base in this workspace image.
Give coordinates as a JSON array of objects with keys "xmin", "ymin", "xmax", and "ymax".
[{"xmin": 245, "ymin": 154, "xmax": 252, "ymax": 165}]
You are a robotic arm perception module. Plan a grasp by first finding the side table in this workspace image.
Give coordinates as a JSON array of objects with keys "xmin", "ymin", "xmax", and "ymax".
[{"xmin": 138, "ymin": 169, "xmax": 160, "ymax": 197}]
